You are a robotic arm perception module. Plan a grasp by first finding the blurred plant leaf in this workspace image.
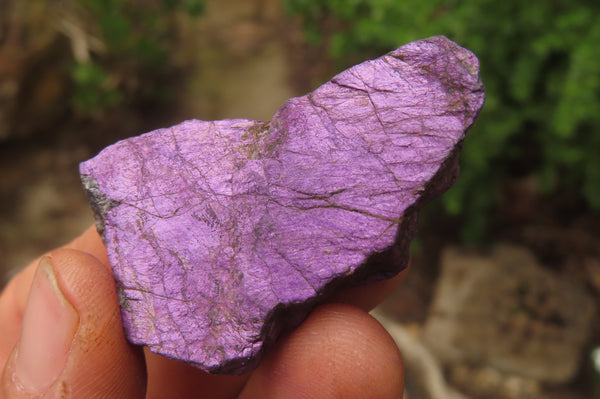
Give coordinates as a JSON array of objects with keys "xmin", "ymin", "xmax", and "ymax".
[{"xmin": 69, "ymin": 0, "xmax": 206, "ymax": 116}]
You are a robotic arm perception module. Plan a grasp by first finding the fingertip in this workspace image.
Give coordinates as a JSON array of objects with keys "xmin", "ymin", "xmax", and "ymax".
[{"xmin": 240, "ymin": 303, "xmax": 404, "ymax": 399}]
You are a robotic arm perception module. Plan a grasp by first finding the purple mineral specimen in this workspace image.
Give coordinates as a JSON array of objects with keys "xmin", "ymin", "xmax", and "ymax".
[{"xmin": 80, "ymin": 36, "xmax": 484, "ymax": 374}]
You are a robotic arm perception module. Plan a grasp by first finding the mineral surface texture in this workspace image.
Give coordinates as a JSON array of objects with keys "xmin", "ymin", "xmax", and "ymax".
[{"xmin": 80, "ymin": 36, "xmax": 484, "ymax": 374}]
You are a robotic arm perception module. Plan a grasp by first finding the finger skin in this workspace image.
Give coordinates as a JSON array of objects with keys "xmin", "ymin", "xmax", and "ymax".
[
  {"xmin": 1, "ymin": 249, "xmax": 146, "ymax": 399},
  {"xmin": 65, "ymin": 225, "xmax": 111, "ymax": 267},
  {"xmin": 144, "ymin": 350, "xmax": 249, "ymax": 399},
  {"xmin": 239, "ymin": 303, "xmax": 404, "ymax": 399},
  {"xmin": 331, "ymin": 268, "xmax": 408, "ymax": 311},
  {"xmin": 0, "ymin": 267, "xmax": 35, "ymax": 369}
]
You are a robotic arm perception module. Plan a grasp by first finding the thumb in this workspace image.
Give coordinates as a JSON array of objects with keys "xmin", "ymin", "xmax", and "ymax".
[{"xmin": 1, "ymin": 249, "xmax": 146, "ymax": 398}]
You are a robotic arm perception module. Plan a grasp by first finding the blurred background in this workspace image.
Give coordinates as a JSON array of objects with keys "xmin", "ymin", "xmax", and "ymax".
[{"xmin": 0, "ymin": 0, "xmax": 598, "ymax": 397}]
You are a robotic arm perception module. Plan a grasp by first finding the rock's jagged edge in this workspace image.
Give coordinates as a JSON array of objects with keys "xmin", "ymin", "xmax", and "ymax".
[{"xmin": 80, "ymin": 174, "xmax": 119, "ymax": 239}]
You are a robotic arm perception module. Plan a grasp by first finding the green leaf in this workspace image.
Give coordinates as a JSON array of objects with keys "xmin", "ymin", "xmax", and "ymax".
[
  {"xmin": 99, "ymin": 12, "xmax": 131, "ymax": 50},
  {"xmin": 182, "ymin": 0, "xmax": 205, "ymax": 16}
]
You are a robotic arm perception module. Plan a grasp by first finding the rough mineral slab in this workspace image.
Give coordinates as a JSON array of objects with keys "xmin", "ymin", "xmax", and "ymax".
[{"xmin": 79, "ymin": 36, "xmax": 484, "ymax": 374}]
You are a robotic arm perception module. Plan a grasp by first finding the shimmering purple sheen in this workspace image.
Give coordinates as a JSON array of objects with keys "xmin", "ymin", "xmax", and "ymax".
[{"xmin": 79, "ymin": 36, "xmax": 484, "ymax": 374}]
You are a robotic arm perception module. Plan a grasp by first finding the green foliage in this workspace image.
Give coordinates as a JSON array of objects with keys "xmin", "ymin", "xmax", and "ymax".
[
  {"xmin": 181, "ymin": 0, "xmax": 206, "ymax": 16},
  {"xmin": 286, "ymin": 0, "xmax": 600, "ymax": 241},
  {"xmin": 71, "ymin": 62, "xmax": 121, "ymax": 112},
  {"xmin": 71, "ymin": 0, "xmax": 206, "ymax": 114}
]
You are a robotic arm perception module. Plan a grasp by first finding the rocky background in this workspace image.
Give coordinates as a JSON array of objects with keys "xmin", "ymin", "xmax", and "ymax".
[{"xmin": 1, "ymin": 1, "xmax": 599, "ymax": 398}]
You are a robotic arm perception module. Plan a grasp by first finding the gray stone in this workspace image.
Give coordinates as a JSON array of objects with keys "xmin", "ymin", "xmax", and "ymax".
[{"xmin": 424, "ymin": 244, "xmax": 596, "ymax": 383}]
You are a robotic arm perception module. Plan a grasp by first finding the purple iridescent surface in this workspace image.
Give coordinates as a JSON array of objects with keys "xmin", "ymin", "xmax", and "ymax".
[{"xmin": 80, "ymin": 36, "xmax": 484, "ymax": 374}]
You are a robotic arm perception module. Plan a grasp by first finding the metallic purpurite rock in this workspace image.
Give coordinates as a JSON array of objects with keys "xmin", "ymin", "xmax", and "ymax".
[{"xmin": 79, "ymin": 36, "xmax": 484, "ymax": 374}]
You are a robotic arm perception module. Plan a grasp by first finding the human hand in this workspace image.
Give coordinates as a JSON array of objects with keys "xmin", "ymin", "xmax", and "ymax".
[{"xmin": 0, "ymin": 225, "xmax": 405, "ymax": 398}]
